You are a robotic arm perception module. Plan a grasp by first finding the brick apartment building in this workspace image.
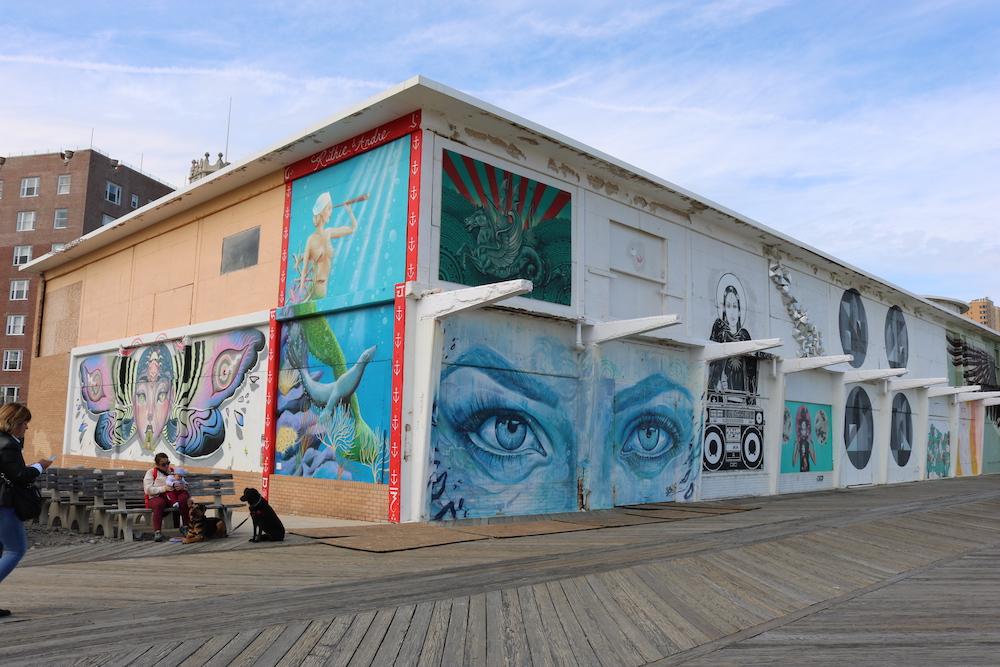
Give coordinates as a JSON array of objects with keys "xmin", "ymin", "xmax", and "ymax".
[{"xmin": 0, "ymin": 149, "xmax": 174, "ymax": 404}]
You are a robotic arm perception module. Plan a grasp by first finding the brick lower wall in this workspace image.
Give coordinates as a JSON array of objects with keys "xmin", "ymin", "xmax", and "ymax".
[{"xmin": 22, "ymin": 353, "xmax": 71, "ymax": 461}]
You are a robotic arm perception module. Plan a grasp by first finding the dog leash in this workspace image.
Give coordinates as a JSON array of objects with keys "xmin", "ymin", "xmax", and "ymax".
[{"xmin": 232, "ymin": 515, "xmax": 251, "ymax": 532}]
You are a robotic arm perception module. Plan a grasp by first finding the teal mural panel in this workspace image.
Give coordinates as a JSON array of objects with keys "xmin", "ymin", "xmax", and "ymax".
[
  {"xmin": 780, "ymin": 401, "xmax": 833, "ymax": 473},
  {"xmin": 926, "ymin": 419, "xmax": 951, "ymax": 479},
  {"xmin": 438, "ymin": 149, "xmax": 572, "ymax": 306}
]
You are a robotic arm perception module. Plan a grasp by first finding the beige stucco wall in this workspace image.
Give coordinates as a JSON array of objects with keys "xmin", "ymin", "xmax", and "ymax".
[
  {"xmin": 38, "ymin": 171, "xmax": 285, "ymax": 350},
  {"xmin": 27, "ymin": 171, "xmax": 285, "ymax": 467}
]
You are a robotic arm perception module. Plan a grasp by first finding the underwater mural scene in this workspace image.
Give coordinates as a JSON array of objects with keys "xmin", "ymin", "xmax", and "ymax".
[{"xmin": 274, "ymin": 306, "xmax": 392, "ymax": 483}]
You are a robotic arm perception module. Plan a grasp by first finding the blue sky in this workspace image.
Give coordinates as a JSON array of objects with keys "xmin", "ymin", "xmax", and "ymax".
[{"xmin": 1, "ymin": 0, "xmax": 997, "ymax": 302}]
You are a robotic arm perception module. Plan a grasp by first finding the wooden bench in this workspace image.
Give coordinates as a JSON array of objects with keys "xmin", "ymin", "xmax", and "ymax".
[
  {"xmin": 92, "ymin": 470, "xmax": 242, "ymax": 542},
  {"xmin": 38, "ymin": 467, "xmax": 103, "ymax": 533}
]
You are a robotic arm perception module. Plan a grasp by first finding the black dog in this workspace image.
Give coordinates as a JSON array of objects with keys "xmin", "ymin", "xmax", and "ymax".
[{"xmin": 239, "ymin": 487, "xmax": 285, "ymax": 542}]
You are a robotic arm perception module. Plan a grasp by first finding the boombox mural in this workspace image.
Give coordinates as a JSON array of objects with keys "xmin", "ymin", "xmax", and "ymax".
[
  {"xmin": 73, "ymin": 328, "xmax": 267, "ymax": 469},
  {"xmin": 703, "ymin": 273, "xmax": 766, "ymax": 472}
]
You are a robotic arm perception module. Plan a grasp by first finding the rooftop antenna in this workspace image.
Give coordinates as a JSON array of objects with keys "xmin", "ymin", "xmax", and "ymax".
[{"xmin": 224, "ymin": 96, "xmax": 232, "ymax": 163}]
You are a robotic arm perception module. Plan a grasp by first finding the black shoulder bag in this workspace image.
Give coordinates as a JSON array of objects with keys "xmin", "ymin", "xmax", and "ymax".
[{"xmin": 0, "ymin": 466, "xmax": 44, "ymax": 522}]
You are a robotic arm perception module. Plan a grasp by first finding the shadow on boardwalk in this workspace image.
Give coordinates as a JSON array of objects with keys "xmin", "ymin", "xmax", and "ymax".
[{"xmin": 2, "ymin": 475, "xmax": 999, "ymax": 666}]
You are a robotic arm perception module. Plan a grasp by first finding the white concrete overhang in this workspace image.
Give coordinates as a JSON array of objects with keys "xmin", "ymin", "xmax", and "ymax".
[
  {"xmin": 927, "ymin": 385, "xmax": 981, "ymax": 398},
  {"xmin": 17, "ymin": 76, "xmax": 1000, "ymax": 344}
]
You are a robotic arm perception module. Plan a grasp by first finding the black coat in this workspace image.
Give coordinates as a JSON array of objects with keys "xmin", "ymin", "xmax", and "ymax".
[{"xmin": 0, "ymin": 431, "xmax": 39, "ymax": 508}]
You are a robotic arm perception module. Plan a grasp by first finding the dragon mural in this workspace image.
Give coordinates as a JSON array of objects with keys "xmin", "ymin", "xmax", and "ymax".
[{"xmin": 439, "ymin": 149, "xmax": 572, "ymax": 306}]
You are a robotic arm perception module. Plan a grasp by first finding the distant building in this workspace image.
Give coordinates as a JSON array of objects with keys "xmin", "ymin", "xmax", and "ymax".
[
  {"xmin": 964, "ymin": 297, "xmax": 999, "ymax": 331},
  {"xmin": 0, "ymin": 149, "xmax": 174, "ymax": 404}
]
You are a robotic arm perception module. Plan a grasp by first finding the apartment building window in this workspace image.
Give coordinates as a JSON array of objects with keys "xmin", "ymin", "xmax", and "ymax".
[
  {"xmin": 20, "ymin": 177, "xmax": 40, "ymax": 197},
  {"xmin": 0, "ymin": 386, "xmax": 18, "ymax": 405},
  {"xmin": 105, "ymin": 181, "xmax": 122, "ymax": 205},
  {"xmin": 57, "ymin": 174, "xmax": 71, "ymax": 194},
  {"xmin": 12, "ymin": 245, "xmax": 32, "ymax": 265},
  {"xmin": 53, "ymin": 208, "xmax": 68, "ymax": 229},
  {"xmin": 102, "ymin": 214, "xmax": 116, "ymax": 225},
  {"xmin": 0, "ymin": 180, "xmax": 4, "ymax": 198},
  {"xmin": 16, "ymin": 211, "xmax": 36, "ymax": 231},
  {"xmin": 3, "ymin": 350, "xmax": 23, "ymax": 372},
  {"xmin": 6, "ymin": 315, "xmax": 25, "ymax": 336},
  {"xmin": 131, "ymin": 194, "xmax": 140, "ymax": 208},
  {"xmin": 9, "ymin": 280, "xmax": 29, "ymax": 300},
  {"xmin": 51, "ymin": 243, "xmax": 67, "ymax": 252}
]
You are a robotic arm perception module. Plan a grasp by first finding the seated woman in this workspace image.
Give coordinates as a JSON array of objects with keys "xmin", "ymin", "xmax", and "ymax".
[{"xmin": 143, "ymin": 453, "xmax": 190, "ymax": 542}]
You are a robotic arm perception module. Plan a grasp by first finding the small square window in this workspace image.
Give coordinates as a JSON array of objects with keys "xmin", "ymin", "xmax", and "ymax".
[
  {"xmin": 53, "ymin": 209, "xmax": 68, "ymax": 229},
  {"xmin": 106, "ymin": 182, "xmax": 122, "ymax": 205},
  {"xmin": 6, "ymin": 315, "xmax": 25, "ymax": 336},
  {"xmin": 13, "ymin": 246, "xmax": 32, "ymax": 266},
  {"xmin": 57, "ymin": 174, "xmax": 71, "ymax": 194},
  {"xmin": 3, "ymin": 350, "xmax": 23, "ymax": 372},
  {"xmin": 16, "ymin": 211, "xmax": 36, "ymax": 231},
  {"xmin": 221, "ymin": 227, "xmax": 260, "ymax": 275},
  {"xmin": 9, "ymin": 280, "xmax": 29, "ymax": 300},
  {"xmin": 0, "ymin": 386, "xmax": 19, "ymax": 404},
  {"xmin": 20, "ymin": 177, "xmax": 39, "ymax": 197},
  {"xmin": 102, "ymin": 214, "xmax": 116, "ymax": 226},
  {"xmin": 51, "ymin": 243, "xmax": 67, "ymax": 252},
  {"xmin": 131, "ymin": 194, "xmax": 140, "ymax": 208}
]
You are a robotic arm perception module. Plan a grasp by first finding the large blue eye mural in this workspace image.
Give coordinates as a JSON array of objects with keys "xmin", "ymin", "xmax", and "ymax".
[{"xmin": 614, "ymin": 374, "xmax": 694, "ymax": 479}]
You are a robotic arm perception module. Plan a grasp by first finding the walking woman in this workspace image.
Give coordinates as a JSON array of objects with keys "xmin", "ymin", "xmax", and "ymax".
[{"xmin": 0, "ymin": 403, "xmax": 54, "ymax": 618}]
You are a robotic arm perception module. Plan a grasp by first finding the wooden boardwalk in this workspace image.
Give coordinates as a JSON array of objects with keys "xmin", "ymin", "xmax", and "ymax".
[{"xmin": 1, "ymin": 476, "xmax": 999, "ymax": 666}]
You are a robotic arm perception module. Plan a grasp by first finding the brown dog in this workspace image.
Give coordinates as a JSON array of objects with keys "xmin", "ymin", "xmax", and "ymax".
[{"xmin": 182, "ymin": 500, "xmax": 228, "ymax": 543}]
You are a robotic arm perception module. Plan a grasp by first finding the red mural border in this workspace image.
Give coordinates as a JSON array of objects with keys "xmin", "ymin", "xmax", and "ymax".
[
  {"xmin": 261, "ymin": 309, "xmax": 280, "ymax": 499},
  {"xmin": 389, "ymin": 128, "xmax": 422, "ymax": 522}
]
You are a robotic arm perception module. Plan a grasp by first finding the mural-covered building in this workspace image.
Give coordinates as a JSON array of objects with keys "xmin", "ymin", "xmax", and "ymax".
[{"xmin": 21, "ymin": 77, "xmax": 1000, "ymax": 523}]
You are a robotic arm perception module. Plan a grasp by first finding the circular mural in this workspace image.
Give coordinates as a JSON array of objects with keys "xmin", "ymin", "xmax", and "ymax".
[
  {"xmin": 885, "ymin": 306, "xmax": 909, "ymax": 369},
  {"xmin": 839, "ymin": 289, "xmax": 868, "ymax": 368},
  {"xmin": 890, "ymin": 393, "xmax": 913, "ymax": 467},
  {"xmin": 844, "ymin": 386, "xmax": 874, "ymax": 469}
]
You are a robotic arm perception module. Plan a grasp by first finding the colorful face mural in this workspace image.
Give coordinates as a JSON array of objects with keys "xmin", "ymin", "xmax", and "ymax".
[
  {"xmin": 428, "ymin": 316, "xmax": 700, "ymax": 520},
  {"xmin": 274, "ymin": 308, "xmax": 391, "ymax": 483},
  {"xmin": 926, "ymin": 420, "xmax": 951, "ymax": 479},
  {"xmin": 75, "ymin": 328, "xmax": 266, "ymax": 465},
  {"xmin": 438, "ymin": 149, "xmax": 572, "ymax": 306},
  {"xmin": 703, "ymin": 273, "xmax": 765, "ymax": 472},
  {"xmin": 780, "ymin": 402, "xmax": 833, "ymax": 473},
  {"xmin": 283, "ymin": 137, "xmax": 409, "ymax": 309}
]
